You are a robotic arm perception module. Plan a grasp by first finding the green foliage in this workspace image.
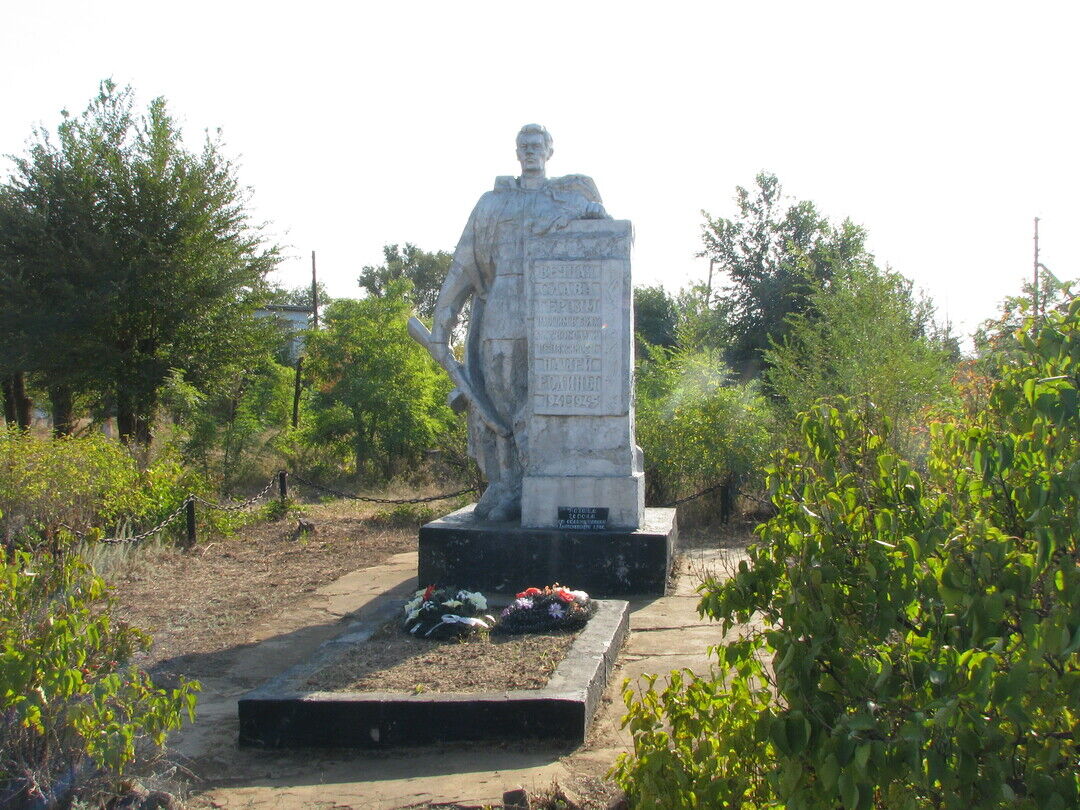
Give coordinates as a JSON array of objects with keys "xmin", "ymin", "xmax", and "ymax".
[
  {"xmin": 616, "ymin": 665, "xmax": 776, "ymax": 808},
  {"xmin": 764, "ymin": 263, "xmax": 956, "ymax": 458},
  {"xmin": 615, "ymin": 296, "xmax": 1080, "ymax": 808},
  {"xmin": 358, "ymin": 242, "xmax": 451, "ymax": 319},
  {"xmin": 0, "ymin": 549, "xmax": 198, "ymax": 806},
  {"xmin": 974, "ymin": 268, "xmax": 1075, "ymax": 376},
  {"xmin": 0, "ymin": 79, "xmax": 279, "ymax": 443},
  {"xmin": 699, "ymin": 172, "xmax": 873, "ymax": 377},
  {"xmin": 634, "ymin": 284, "xmax": 679, "ymax": 351},
  {"xmin": 304, "ymin": 281, "xmax": 458, "ymax": 481},
  {"xmin": 673, "ymin": 282, "xmax": 731, "ymax": 355},
  {"xmin": 636, "ymin": 346, "xmax": 775, "ymax": 518},
  {"xmin": 268, "ymin": 280, "xmax": 330, "ymax": 311},
  {"xmin": 162, "ymin": 353, "xmax": 293, "ymax": 491},
  {"xmin": 0, "ymin": 428, "xmax": 196, "ymax": 549}
]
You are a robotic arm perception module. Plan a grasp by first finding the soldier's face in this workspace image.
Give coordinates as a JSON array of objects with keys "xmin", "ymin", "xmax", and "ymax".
[{"xmin": 516, "ymin": 133, "xmax": 548, "ymax": 173}]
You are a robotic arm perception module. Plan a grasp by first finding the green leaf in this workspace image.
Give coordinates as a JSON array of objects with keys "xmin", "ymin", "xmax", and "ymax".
[{"xmin": 839, "ymin": 769, "xmax": 860, "ymax": 810}]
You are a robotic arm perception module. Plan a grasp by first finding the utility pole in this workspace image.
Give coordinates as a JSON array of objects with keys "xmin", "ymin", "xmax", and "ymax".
[
  {"xmin": 1033, "ymin": 217, "xmax": 1041, "ymax": 326},
  {"xmin": 292, "ymin": 250, "xmax": 319, "ymax": 429},
  {"xmin": 311, "ymin": 250, "xmax": 320, "ymax": 329}
]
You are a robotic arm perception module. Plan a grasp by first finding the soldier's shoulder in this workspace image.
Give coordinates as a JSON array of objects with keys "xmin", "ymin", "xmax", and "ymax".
[{"xmin": 548, "ymin": 174, "xmax": 602, "ymax": 202}]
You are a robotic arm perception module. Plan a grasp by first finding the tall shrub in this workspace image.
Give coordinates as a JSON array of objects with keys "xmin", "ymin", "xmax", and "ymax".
[
  {"xmin": 615, "ymin": 296, "xmax": 1080, "ymax": 808},
  {"xmin": 764, "ymin": 263, "xmax": 956, "ymax": 462},
  {"xmin": 303, "ymin": 281, "xmax": 457, "ymax": 482},
  {"xmin": 636, "ymin": 346, "xmax": 774, "ymax": 520},
  {"xmin": 1, "ymin": 548, "xmax": 198, "ymax": 807},
  {"xmin": 0, "ymin": 429, "xmax": 195, "ymax": 549}
]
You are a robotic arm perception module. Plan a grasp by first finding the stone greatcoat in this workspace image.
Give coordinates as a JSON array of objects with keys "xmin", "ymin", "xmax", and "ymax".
[{"xmin": 432, "ymin": 174, "xmax": 605, "ymax": 517}]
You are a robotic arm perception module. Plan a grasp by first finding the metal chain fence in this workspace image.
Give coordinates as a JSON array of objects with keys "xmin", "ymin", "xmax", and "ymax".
[
  {"xmin": 287, "ymin": 473, "xmax": 478, "ymax": 505},
  {"xmin": 190, "ymin": 474, "xmax": 279, "ymax": 512},
  {"xmin": 55, "ymin": 470, "xmax": 753, "ymax": 549}
]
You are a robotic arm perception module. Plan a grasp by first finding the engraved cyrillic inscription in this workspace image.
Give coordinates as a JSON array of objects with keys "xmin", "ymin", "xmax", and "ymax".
[{"xmin": 530, "ymin": 258, "xmax": 623, "ymax": 416}]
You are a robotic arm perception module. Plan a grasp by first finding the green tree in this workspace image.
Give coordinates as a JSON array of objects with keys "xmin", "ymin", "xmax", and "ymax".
[
  {"xmin": 764, "ymin": 262, "xmax": 955, "ymax": 454},
  {"xmin": 633, "ymin": 284, "xmax": 679, "ymax": 351},
  {"xmin": 358, "ymin": 242, "xmax": 450, "ymax": 319},
  {"xmin": 700, "ymin": 172, "xmax": 872, "ymax": 377},
  {"xmin": 0, "ymin": 80, "xmax": 279, "ymax": 443},
  {"xmin": 304, "ymin": 280, "xmax": 456, "ymax": 480}
]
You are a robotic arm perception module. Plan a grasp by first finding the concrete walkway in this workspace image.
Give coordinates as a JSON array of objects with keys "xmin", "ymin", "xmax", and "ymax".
[{"xmin": 181, "ymin": 544, "xmax": 748, "ymax": 809}]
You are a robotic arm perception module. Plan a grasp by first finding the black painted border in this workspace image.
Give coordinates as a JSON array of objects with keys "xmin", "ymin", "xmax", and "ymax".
[{"xmin": 238, "ymin": 599, "xmax": 630, "ymax": 748}]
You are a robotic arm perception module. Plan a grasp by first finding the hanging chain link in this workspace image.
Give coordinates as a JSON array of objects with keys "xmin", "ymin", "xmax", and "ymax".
[
  {"xmin": 190, "ymin": 473, "xmax": 279, "ymax": 512},
  {"xmin": 662, "ymin": 481, "xmax": 730, "ymax": 508},
  {"xmin": 288, "ymin": 473, "xmax": 477, "ymax": 504},
  {"xmin": 53, "ymin": 472, "xmax": 755, "ymax": 548},
  {"xmin": 97, "ymin": 497, "xmax": 194, "ymax": 545}
]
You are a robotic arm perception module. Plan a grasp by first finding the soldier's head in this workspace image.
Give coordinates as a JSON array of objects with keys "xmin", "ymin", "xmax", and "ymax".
[{"xmin": 516, "ymin": 124, "xmax": 553, "ymax": 175}]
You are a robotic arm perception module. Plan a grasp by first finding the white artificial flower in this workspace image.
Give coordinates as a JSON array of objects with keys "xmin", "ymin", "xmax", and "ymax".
[
  {"xmin": 442, "ymin": 599, "xmax": 463, "ymax": 609},
  {"xmin": 465, "ymin": 592, "xmax": 487, "ymax": 610},
  {"xmin": 514, "ymin": 597, "xmax": 534, "ymax": 609},
  {"xmin": 570, "ymin": 590, "xmax": 589, "ymax": 602},
  {"xmin": 407, "ymin": 609, "xmax": 420, "ymax": 621}
]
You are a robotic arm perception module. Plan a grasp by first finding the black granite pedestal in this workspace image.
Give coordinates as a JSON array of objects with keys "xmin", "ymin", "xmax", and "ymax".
[{"xmin": 418, "ymin": 505, "xmax": 677, "ymax": 597}]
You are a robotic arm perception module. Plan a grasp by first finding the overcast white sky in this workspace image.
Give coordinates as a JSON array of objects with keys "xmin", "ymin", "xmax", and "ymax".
[{"xmin": 3, "ymin": 1, "xmax": 1077, "ymax": 341}]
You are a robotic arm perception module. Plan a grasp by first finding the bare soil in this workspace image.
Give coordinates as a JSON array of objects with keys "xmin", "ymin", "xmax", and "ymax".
[
  {"xmin": 109, "ymin": 497, "xmax": 445, "ymax": 680},
  {"xmin": 304, "ymin": 619, "xmax": 578, "ymax": 693}
]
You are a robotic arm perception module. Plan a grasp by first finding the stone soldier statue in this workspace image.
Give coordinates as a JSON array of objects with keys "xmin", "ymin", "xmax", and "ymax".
[{"xmin": 410, "ymin": 124, "xmax": 610, "ymax": 521}]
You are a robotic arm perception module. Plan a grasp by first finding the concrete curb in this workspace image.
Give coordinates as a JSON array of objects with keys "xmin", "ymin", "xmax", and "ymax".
[{"xmin": 238, "ymin": 599, "xmax": 630, "ymax": 748}]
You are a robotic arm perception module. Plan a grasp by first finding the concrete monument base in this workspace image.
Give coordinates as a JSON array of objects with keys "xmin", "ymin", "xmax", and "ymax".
[
  {"xmin": 521, "ymin": 472, "xmax": 645, "ymax": 530},
  {"xmin": 418, "ymin": 504, "xmax": 676, "ymax": 597}
]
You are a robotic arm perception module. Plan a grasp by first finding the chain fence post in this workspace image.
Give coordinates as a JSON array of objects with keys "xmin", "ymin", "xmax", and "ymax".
[
  {"xmin": 279, "ymin": 470, "xmax": 288, "ymax": 504},
  {"xmin": 184, "ymin": 498, "xmax": 197, "ymax": 549}
]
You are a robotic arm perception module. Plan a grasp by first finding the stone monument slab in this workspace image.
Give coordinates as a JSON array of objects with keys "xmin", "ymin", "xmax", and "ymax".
[{"xmin": 521, "ymin": 219, "xmax": 645, "ymax": 530}]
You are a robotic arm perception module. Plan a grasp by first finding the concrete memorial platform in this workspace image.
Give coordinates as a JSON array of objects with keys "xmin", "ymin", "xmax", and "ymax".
[
  {"xmin": 419, "ymin": 505, "xmax": 676, "ymax": 596},
  {"xmin": 238, "ymin": 598, "xmax": 629, "ymax": 749}
]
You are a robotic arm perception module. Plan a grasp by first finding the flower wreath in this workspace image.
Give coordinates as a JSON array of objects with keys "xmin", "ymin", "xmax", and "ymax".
[
  {"xmin": 403, "ymin": 585, "xmax": 495, "ymax": 639},
  {"xmin": 495, "ymin": 584, "xmax": 595, "ymax": 634}
]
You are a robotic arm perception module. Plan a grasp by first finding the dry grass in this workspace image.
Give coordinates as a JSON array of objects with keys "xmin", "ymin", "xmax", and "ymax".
[
  {"xmin": 304, "ymin": 619, "xmax": 578, "ymax": 693},
  {"xmin": 107, "ymin": 497, "xmax": 442, "ymax": 680}
]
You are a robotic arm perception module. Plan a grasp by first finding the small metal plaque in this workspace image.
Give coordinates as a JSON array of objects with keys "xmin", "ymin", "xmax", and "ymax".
[{"xmin": 557, "ymin": 506, "xmax": 609, "ymax": 531}]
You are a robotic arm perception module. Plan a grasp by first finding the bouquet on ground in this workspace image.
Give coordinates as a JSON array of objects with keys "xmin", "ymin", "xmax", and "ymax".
[
  {"xmin": 403, "ymin": 585, "xmax": 496, "ymax": 639},
  {"xmin": 495, "ymin": 584, "xmax": 595, "ymax": 634}
]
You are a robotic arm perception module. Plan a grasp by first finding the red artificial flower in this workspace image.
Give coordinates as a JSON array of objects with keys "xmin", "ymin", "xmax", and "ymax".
[
  {"xmin": 423, "ymin": 584, "xmax": 436, "ymax": 601},
  {"xmin": 554, "ymin": 589, "xmax": 575, "ymax": 603},
  {"xmin": 516, "ymin": 587, "xmax": 542, "ymax": 598}
]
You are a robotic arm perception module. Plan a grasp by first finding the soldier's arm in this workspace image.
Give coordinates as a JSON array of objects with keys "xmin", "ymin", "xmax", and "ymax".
[{"xmin": 429, "ymin": 212, "xmax": 479, "ymax": 360}]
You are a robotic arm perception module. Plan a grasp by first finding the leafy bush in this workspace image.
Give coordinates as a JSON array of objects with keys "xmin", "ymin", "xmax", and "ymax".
[
  {"xmin": 162, "ymin": 354, "xmax": 294, "ymax": 493},
  {"xmin": 636, "ymin": 346, "xmax": 775, "ymax": 522},
  {"xmin": 764, "ymin": 262, "xmax": 956, "ymax": 463},
  {"xmin": 614, "ymin": 297, "xmax": 1080, "ymax": 808},
  {"xmin": 0, "ymin": 429, "xmax": 196, "ymax": 549},
  {"xmin": 0, "ymin": 547, "xmax": 198, "ymax": 807}
]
